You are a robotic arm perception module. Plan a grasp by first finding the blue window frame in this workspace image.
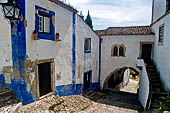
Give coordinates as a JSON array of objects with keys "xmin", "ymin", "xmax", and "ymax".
[
  {"xmin": 84, "ymin": 38, "xmax": 91, "ymax": 53},
  {"xmin": 35, "ymin": 5, "xmax": 55, "ymax": 40}
]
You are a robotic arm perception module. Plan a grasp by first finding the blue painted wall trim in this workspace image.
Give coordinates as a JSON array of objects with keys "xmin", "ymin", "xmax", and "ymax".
[
  {"xmin": 0, "ymin": 74, "xmax": 35, "ymax": 105},
  {"xmin": 72, "ymin": 13, "xmax": 76, "ymax": 90},
  {"xmin": 35, "ymin": 5, "xmax": 55, "ymax": 41},
  {"xmin": 98, "ymin": 38, "xmax": 102, "ymax": 87},
  {"xmin": 0, "ymin": 0, "xmax": 36, "ymax": 105},
  {"xmin": 54, "ymin": 82, "xmax": 99, "ymax": 96}
]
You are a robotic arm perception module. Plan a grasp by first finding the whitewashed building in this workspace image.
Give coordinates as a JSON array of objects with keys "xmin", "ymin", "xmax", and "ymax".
[
  {"xmin": 0, "ymin": 0, "xmax": 101, "ymax": 104},
  {"xmin": 151, "ymin": 0, "xmax": 170, "ymax": 93},
  {"xmin": 95, "ymin": 26, "xmax": 155, "ymax": 89},
  {"xmin": 0, "ymin": 0, "xmax": 170, "ymax": 107}
]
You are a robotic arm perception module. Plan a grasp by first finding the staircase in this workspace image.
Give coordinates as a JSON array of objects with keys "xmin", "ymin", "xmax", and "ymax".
[
  {"xmin": 0, "ymin": 86, "xmax": 20, "ymax": 108},
  {"xmin": 146, "ymin": 62, "xmax": 168, "ymax": 109}
]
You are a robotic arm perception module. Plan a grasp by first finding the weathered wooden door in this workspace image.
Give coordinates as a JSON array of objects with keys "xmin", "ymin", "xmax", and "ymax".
[{"xmin": 38, "ymin": 62, "xmax": 51, "ymax": 97}]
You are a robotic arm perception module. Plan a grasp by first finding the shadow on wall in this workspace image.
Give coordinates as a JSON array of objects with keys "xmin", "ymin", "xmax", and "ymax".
[{"xmin": 103, "ymin": 67, "xmax": 139, "ymax": 91}]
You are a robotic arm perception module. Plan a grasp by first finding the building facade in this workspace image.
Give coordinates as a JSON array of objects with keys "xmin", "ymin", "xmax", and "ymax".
[
  {"xmin": 96, "ymin": 26, "xmax": 155, "ymax": 89},
  {"xmin": 151, "ymin": 0, "xmax": 170, "ymax": 93},
  {"xmin": 0, "ymin": 0, "xmax": 101, "ymax": 104}
]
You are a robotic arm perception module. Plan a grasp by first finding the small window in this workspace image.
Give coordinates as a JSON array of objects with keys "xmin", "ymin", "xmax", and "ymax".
[
  {"xmin": 166, "ymin": 0, "xmax": 170, "ymax": 12},
  {"xmin": 113, "ymin": 47, "xmax": 118, "ymax": 56},
  {"xmin": 119, "ymin": 46, "xmax": 124, "ymax": 56},
  {"xmin": 85, "ymin": 38, "xmax": 91, "ymax": 53},
  {"xmin": 35, "ymin": 5, "xmax": 55, "ymax": 41},
  {"xmin": 111, "ymin": 44, "xmax": 126, "ymax": 57},
  {"xmin": 158, "ymin": 24, "xmax": 165, "ymax": 45},
  {"xmin": 38, "ymin": 13, "xmax": 50, "ymax": 33}
]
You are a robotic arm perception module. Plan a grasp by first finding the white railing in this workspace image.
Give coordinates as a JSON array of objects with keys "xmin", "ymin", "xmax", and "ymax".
[{"xmin": 137, "ymin": 59, "xmax": 150, "ymax": 109}]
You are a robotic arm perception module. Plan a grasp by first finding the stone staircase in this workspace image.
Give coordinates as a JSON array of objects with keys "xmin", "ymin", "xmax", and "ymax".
[
  {"xmin": 0, "ymin": 86, "xmax": 20, "ymax": 108},
  {"xmin": 146, "ymin": 62, "xmax": 168, "ymax": 109}
]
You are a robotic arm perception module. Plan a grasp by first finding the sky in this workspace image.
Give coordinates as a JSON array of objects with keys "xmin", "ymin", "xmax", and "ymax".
[{"xmin": 62, "ymin": 0, "xmax": 153, "ymax": 30}]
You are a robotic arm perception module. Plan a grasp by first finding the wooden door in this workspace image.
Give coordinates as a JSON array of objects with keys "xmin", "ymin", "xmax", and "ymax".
[
  {"xmin": 38, "ymin": 62, "xmax": 51, "ymax": 97},
  {"xmin": 141, "ymin": 44, "xmax": 152, "ymax": 63}
]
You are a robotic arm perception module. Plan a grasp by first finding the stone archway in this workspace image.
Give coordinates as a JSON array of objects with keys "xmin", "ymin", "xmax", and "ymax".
[{"xmin": 103, "ymin": 67, "xmax": 139, "ymax": 91}]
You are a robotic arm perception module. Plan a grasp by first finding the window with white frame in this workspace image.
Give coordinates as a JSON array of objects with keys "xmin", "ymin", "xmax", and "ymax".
[
  {"xmin": 38, "ymin": 13, "xmax": 50, "ymax": 33},
  {"xmin": 158, "ymin": 24, "xmax": 165, "ymax": 45}
]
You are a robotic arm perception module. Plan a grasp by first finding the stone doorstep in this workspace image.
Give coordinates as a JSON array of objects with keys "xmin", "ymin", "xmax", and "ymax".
[
  {"xmin": 0, "ymin": 86, "xmax": 10, "ymax": 93},
  {"xmin": 0, "ymin": 90, "xmax": 13, "ymax": 103}
]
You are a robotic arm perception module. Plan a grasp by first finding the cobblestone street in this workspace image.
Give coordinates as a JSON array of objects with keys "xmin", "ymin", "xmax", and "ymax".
[{"xmin": 1, "ymin": 78, "xmax": 148, "ymax": 113}]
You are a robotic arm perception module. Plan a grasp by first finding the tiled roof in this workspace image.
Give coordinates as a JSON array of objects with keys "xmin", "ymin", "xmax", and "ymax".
[
  {"xmin": 95, "ymin": 26, "xmax": 154, "ymax": 36},
  {"xmin": 49, "ymin": 0, "xmax": 78, "ymax": 13}
]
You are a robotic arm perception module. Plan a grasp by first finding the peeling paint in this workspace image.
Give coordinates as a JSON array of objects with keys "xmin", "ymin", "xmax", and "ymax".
[{"xmin": 2, "ymin": 66, "xmax": 12, "ymax": 73}]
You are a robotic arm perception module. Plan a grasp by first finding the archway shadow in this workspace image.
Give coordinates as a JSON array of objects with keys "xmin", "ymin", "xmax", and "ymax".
[
  {"xmin": 83, "ymin": 89, "xmax": 143, "ymax": 112},
  {"xmin": 83, "ymin": 67, "xmax": 144, "ymax": 112}
]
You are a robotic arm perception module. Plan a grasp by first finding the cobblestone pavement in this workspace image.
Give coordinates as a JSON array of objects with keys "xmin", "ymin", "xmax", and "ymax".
[
  {"xmin": 15, "ymin": 79, "xmax": 143, "ymax": 113},
  {"xmin": 0, "ymin": 86, "xmax": 20, "ymax": 113},
  {"xmin": 0, "ymin": 101, "xmax": 19, "ymax": 113},
  {"xmin": 120, "ymin": 78, "xmax": 139, "ymax": 94},
  {"xmin": 1, "ymin": 79, "xmax": 155, "ymax": 113}
]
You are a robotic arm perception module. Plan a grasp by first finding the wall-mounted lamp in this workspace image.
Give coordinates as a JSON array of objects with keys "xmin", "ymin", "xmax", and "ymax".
[{"xmin": 0, "ymin": 0, "xmax": 21, "ymax": 21}]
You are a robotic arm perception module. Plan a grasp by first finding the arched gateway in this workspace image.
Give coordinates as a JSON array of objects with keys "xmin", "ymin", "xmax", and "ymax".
[{"xmin": 103, "ymin": 67, "xmax": 139, "ymax": 91}]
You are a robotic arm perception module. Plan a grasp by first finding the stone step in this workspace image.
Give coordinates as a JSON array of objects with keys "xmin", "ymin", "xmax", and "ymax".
[
  {"xmin": 152, "ymin": 92, "xmax": 168, "ymax": 97},
  {"xmin": 152, "ymin": 88, "xmax": 165, "ymax": 93},
  {"xmin": 151, "ymin": 79, "xmax": 161, "ymax": 83},
  {"xmin": 147, "ymin": 66, "xmax": 156, "ymax": 70},
  {"xmin": 149, "ymin": 73, "xmax": 160, "ymax": 77},
  {"xmin": 150, "ymin": 75, "xmax": 160, "ymax": 80},
  {"xmin": 152, "ymin": 82, "xmax": 161, "ymax": 87},
  {"xmin": 0, "ymin": 88, "xmax": 13, "ymax": 103},
  {"xmin": 147, "ymin": 69, "xmax": 158, "ymax": 73},
  {"xmin": 151, "ymin": 102, "xmax": 160, "ymax": 109}
]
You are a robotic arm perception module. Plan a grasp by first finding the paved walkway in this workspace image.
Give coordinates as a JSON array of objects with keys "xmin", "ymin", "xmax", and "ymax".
[{"xmin": 1, "ymin": 78, "xmax": 155, "ymax": 113}]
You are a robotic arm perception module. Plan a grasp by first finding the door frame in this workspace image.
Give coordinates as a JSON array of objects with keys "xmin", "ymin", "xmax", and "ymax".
[
  {"xmin": 139, "ymin": 42, "xmax": 154, "ymax": 60},
  {"xmin": 35, "ymin": 58, "xmax": 55, "ymax": 100}
]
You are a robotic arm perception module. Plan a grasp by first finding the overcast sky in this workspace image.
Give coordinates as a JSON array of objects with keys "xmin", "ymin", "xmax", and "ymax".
[{"xmin": 63, "ymin": 0, "xmax": 152, "ymax": 30}]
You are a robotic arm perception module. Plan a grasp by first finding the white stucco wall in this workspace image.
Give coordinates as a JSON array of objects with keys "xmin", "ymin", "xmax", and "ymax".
[
  {"xmin": 153, "ymin": 0, "xmax": 166, "ymax": 22},
  {"xmin": 26, "ymin": 0, "xmax": 73, "ymax": 86},
  {"xmin": 26, "ymin": 0, "xmax": 99, "ymax": 88},
  {"xmin": 101, "ymin": 35, "xmax": 154, "ymax": 88},
  {"xmin": 0, "ymin": 10, "xmax": 12, "ymax": 74},
  {"xmin": 137, "ymin": 59, "xmax": 149, "ymax": 109},
  {"xmin": 152, "ymin": 13, "xmax": 170, "ymax": 92},
  {"xmin": 76, "ymin": 16, "xmax": 99, "ymax": 84}
]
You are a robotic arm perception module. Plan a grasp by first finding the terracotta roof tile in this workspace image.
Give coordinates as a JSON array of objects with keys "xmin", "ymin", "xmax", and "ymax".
[
  {"xmin": 48, "ymin": 0, "xmax": 78, "ymax": 13},
  {"xmin": 95, "ymin": 26, "xmax": 154, "ymax": 36}
]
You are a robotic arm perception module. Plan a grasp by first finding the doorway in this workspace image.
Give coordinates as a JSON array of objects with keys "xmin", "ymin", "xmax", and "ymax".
[
  {"xmin": 83, "ymin": 71, "xmax": 92, "ymax": 92},
  {"xmin": 141, "ymin": 44, "xmax": 152, "ymax": 63},
  {"xmin": 38, "ymin": 62, "xmax": 51, "ymax": 97}
]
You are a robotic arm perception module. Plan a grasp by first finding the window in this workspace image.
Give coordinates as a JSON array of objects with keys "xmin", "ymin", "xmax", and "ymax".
[
  {"xmin": 38, "ymin": 13, "xmax": 50, "ymax": 33},
  {"xmin": 111, "ymin": 44, "xmax": 126, "ymax": 57},
  {"xmin": 113, "ymin": 46, "xmax": 118, "ymax": 56},
  {"xmin": 119, "ymin": 46, "xmax": 124, "ymax": 56},
  {"xmin": 85, "ymin": 38, "xmax": 91, "ymax": 53},
  {"xmin": 166, "ymin": 0, "xmax": 170, "ymax": 12},
  {"xmin": 35, "ymin": 5, "xmax": 55, "ymax": 40},
  {"xmin": 158, "ymin": 24, "xmax": 165, "ymax": 45}
]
